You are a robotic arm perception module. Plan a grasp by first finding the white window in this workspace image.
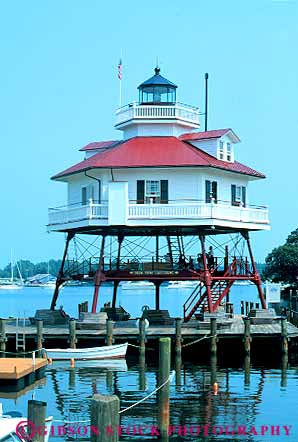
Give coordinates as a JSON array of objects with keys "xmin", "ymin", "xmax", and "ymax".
[
  {"xmin": 145, "ymin": 180, "xmax": 160, "ymax": 203},
  {"xmin": 226, "ymin": 143, "xmax": 232, "ymax": 161},
  {"xmin": 219, "ymin": 141, "xmax": 224, "ymax": 160}
]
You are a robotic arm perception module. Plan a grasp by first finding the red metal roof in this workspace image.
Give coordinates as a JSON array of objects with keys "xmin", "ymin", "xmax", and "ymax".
[
  {"xmin": 79, "ymin": 140, "xmax": 120, "ymax": 151},
  {"xmin": 180, "ymin": 129, "xmax": 233, "ymax": 141},
  {"xmin": 52, "ymin": 136, "xmax": 265, "ymax": 180}
]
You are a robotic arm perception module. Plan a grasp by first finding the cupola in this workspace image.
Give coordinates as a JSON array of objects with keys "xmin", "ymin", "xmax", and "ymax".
[{"xmin": 138, "ymin": 67, "xmax": 177, "ymax": 104}]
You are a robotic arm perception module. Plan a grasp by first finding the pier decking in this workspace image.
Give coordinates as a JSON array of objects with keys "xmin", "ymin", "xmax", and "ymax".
[{"xmin": 0, "ymin": 358, "xmax": 46, "ymax": 380}]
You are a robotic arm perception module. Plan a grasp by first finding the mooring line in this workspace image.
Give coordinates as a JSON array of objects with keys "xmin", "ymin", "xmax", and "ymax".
[
  {"xmin": 119, "ymin": 370, "xmax": 175, "ymax": 415},
  {"xmin": 182, "ymin": 334, "xmax": 215, "ymax": 348},
  {"xmin": 128, "ymin": 343, "xmax": 154, "ymax": 351}
]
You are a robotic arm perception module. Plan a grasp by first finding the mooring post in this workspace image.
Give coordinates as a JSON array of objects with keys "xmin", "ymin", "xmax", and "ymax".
[
  {"xmin": 210, "ymin": 318, "xmax": 217, "ymax": 355},
  {"xmin": 139, "ymin": 354, "xmax": 146, "ymax": 391},
  {"xmin": 139, "ymin": 318, "xmax": 146, "ymax": 357},
  {"xmin": 91, "ymin": 394, "xmax": 120, "ymax": 442},
  {"xmin": 36, "ymin": 319, "xmax": 43, "ymax": 357},
  {"xmin": 0, "ymin": 319, "xmax": 7, "ymax": 358},
  {"xmin": 281, "ymin": 353, "xmax": 288, "ymax": 388},
  {"xmin": 69, "ymin": 319, "xmax": 77, "ymax": 349},
  {"xmin": 281, "ymin": 317, "xmax": 288, "ymax": 355},
  {"xmin": 244, "ymin": 355, "xmax": 250, "ymax": 386},
  {"xmin": 28, "ymin": 400, "xmax": 47, "ymax": 442},
  {"xmin": 106, "ymin": 320, "xmax": 114, "ymax": 346},
  {"xmin": 243, "ymin": 318, "xmax": 251, "ymax": 355},
  {"xmin": 158, "ymin": 337, "xmax": 171, "ymax": 440},
  {"xmin": 175, "ymin": 317, "xmax": 182, "ymax": 358}
]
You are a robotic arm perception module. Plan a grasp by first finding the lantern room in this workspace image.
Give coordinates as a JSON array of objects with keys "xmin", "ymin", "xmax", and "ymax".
[{"xmin": 138, "ymin": 67, "xmax": 177, "ymax": 104}]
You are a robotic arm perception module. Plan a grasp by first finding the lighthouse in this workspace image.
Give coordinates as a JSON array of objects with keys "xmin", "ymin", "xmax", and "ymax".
[{"xmin": 48, "ymin": 67, "xmax": 270, "ymax": 321}]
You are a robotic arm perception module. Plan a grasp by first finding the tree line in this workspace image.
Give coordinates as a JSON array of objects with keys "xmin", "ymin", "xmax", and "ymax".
[{"xmin": 0, "ymin": 259, "xmax": 62, "ymax": 279}]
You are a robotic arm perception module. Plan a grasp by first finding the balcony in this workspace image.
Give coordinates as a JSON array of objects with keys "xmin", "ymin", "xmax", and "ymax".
[
  {"xmin": 48, "ymin": 199, "xmax": 270, "ymax": 232},
  {"xmin": 115, "ymin": 102, "xmax": 200, "ymax": 128}
]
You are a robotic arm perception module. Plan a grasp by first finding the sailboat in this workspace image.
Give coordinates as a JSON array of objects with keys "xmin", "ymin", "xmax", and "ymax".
[{"xmin": 0, "ymin": 251, "xmax": 24, "ymax": 290}]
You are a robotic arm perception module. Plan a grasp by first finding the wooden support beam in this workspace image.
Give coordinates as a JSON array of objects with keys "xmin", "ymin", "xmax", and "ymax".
[
  {"xmin": 106, "ymin": 320, "xmax": 114, "ymax": 346},
  {"xmin": 69, "ymin": 319, "xmax": 77, "ymax": 349},
  {"xmin": 210, "ymin": 318, "xmax": 217, "ymax": 355},
  {"xmin": 243, "ymin": 318, "xmax": 251, "ymax": 355},
  {"xmin": 36, "ymin": 319, "xmax": 43, "ymax": 357},
  {"xmin": 138, "ymin": 318, "xmax": 146, "ymax": 357},
  {"xmin": 91, "ymin": 394, "xmax": 120, "ymax": 442},
  {"xmin": 0, "ymin": 319, "xmax": 7, "ymax": 357}
]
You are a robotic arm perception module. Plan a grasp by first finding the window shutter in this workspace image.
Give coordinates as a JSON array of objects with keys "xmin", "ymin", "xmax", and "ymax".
[
  {"xmin": 242, "ymin": 186, "xmax": 246, "ymax": 207},
  {"xmin": 205, "ymin": 180, "xmax": 211, "ymax": 203},
  {"xmin": 137, "ymin": 180, "xmax": 145, "ymax": 204},
  {"xmin": 231, "ymin": 184, "xmax": 236, "ymax": 205},
  {"xmin": 212, "ymin": 181, "xmax": 218, "ymax": 203},
  {"xmin": 81, "ymin": 187, "xmax": 87, "ymax": 206},
  {"xmin": 98, "ymin": 180, "xmax": 101, "ymax": 204},
  {"xmin": 160, "ymin": 180, "xmax": 168, "ymax": 204}
]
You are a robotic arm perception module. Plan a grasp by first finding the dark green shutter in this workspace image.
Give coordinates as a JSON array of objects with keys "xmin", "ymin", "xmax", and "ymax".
[
  {"xmin": 160, "ymin": 180, "xmax": 168, "ymax": 204},
  {"xmin": 205, "ymin": 180, "xmax": 211, "ymax": 203},
  {"xmin": 82, "ymin": 187, "xmax": 87, "ymax": 205},
  {"xmin": 242, "ymin": 186, "xmax": 246, "ymax": 207},
  {"xmin": 98, "ymin": 180, "xmax": 101, "ymax": 204},
  {"xmin": 231, "ymin": 184, "xmax": 236, "ymax": 205},
  {"xmin": 137, "ymin": 180, "xmax": 145, "ymax": 204},
  {"xmin": 212, "ymin": 181, "xmax": 218, "ymax": 203}
]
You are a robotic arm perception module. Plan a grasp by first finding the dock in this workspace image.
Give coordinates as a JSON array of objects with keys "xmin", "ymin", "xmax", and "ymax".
[{"xmin": 0, "ymin": 357, "xmax": 47, "ymax": 392}]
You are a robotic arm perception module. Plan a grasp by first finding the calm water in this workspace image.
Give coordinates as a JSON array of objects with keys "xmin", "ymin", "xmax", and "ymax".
[
  {"xmin": 0, "ymin": 284, "xmax": 261, "ymax": 318},
  {"xmin": 1, "ymin": 287, "xmax": 296, "ymax": 441}
]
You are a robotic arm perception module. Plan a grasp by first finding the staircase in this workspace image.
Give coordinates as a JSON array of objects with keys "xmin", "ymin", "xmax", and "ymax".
[
  {"xmin": 166, "ymin": 236, "xmax": 185, "ymax": 264},
  {"xmin": 183, "ymin": 260, "xmax": 237, "ymax": 322}
]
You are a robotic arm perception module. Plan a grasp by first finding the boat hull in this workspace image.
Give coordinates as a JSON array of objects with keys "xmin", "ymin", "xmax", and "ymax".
[{"xmin": 44, "ymin": 343, "xmax": 128, "ymax": 360}]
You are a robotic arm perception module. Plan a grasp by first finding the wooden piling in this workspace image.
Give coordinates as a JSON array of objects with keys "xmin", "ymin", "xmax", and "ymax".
[
  {"xmin": 210, "ymin": 354, "xmax": 217, "ymax": 386},
  {"xmin": 91, "ymin": 394, "xmax": 120, "ymax": 442},
  {"xmin": 244, "ymin": 355, "xmax": 250, "ymax": 386},
  {"xmin": 210, "ymin": 318, "xmax": 217, "ymax": 355},
  {"xmin": 28, "ymin": 400, "xmax": 47, "ymax": 442},
  {"xmin": 175, "ymin": 317, "xmax": 182, "ymax": 358},
  {"xmin": 158, "ymin": 337, "xmax": 171, "ymax": 439},
  {"xmin": 36, "ymin": 319, "xmax": 43, "ymax": 357},
  {"xmin": 138, "ymin": 318, "xmax": 146, "ymax": 357},
  {"xmin": 69, "ymin": 319, "xmax": 77, "ymax": 349},
  {"xmin": 106, "ymin": 320, "xmax": 114, "ymax": 346},
  {"xmin": 243, "ymin": 318, "xmax": 251, "ymax": 355},
  {"xmin": 0, "ymin": 319, "xmax": 7, "ymax": 357},
  {"xmin": 139, "ymin": 354, "xmax": 146, "ymax": 391},
  {"xmin": 281, "ymin": 353, "xmax": 288, "ymax": 388},
  {"xmin": 281, "ymin": 318, "xmax": 288, "ymax": 355},
  {"xmin": 240, "ymin": 301, "xmax": 245, "ymax": 315}
]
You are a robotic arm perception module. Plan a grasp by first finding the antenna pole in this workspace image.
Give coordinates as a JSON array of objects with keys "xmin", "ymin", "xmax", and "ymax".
[{"xmin": 204, "ymin": 73, "xmax": 209, "ymax": 131}]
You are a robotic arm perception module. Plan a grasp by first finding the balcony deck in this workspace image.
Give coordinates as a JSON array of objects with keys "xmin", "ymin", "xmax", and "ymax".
[{"xmin": 47, "ymin": 200, "xmax": 270, "ymax": 233}]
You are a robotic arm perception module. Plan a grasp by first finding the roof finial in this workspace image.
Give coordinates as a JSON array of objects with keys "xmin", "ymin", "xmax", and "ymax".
[{"xmin": 155, "ymin": 56, "xmax": 160, "ymax": 75}]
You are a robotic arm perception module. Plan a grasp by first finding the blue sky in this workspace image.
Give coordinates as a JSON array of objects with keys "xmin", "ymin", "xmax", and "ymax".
[{"xmin": 0, "ymin": 0, "xmax": 297, "ymax": 266}]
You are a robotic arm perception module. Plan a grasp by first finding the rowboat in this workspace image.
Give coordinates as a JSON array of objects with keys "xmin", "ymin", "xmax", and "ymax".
[
  {"xmin": 44, "ymin": 343, "xmax": 128, "ymax": 360},
  {"xmin": 0, "ymin": 404, "xmax": 52, "ymax": 442}
]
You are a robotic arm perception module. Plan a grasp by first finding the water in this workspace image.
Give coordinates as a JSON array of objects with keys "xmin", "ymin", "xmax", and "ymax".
[
  {"xmin": 1, "ymin": 286, "xmax": 295, "ymax": 441},
  {"xmin": 0, "ymin": 283, "xmax": 260, "ymax": 318}
]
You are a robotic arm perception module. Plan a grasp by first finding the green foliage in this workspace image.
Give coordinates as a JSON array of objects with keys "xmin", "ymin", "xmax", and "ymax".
[
  {"xmin": 263, "ymin": 228, "xmax": 298, "ymax": 288},
  {"xmin": 0, "ymin": 259, "xmax": 62, "ymax": 279}
]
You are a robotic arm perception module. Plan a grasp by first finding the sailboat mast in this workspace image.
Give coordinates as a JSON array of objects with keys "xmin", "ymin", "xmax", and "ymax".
[{"xmin": 10, "ymin": 249, "xmax": 13, "ymax": 283}]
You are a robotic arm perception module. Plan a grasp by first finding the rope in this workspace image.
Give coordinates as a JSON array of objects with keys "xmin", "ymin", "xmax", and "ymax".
[
  {"xmin": 128, "ymin": 343, "xmax": 154, "ymax": 351},
  {"xmin": 119, "ymin": 370, "xmax": 175, "ymax": 415},
  {"xmin": 182, "ymin": 334, "xmax": 215, "ymax": 348}
]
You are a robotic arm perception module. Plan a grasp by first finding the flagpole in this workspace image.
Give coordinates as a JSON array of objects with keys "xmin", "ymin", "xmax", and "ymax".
[{"xmin": 119, "ymin": 74, "xmax": 122, "ymax": 108}]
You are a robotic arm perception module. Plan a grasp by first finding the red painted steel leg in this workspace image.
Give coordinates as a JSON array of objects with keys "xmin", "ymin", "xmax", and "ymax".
[
  {"xmin": 199, "ymin": 234, "xmax": 213, "ymax": 313},
  {"xmin": 243, "ymin": 232, "xmax": 266, "ymax": 309},
  {"xmin": 91, "ymin": 235, "xmax": 106, "ymax": 313},
  {"xmin": 50, "ymin": 232, "xmax": 74, "ymax": 310}
]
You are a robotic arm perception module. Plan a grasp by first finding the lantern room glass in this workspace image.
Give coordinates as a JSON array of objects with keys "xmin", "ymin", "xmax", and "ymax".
[{"xmin": 139, "ymin": 86, "xmax": 176, "ymax": 105}]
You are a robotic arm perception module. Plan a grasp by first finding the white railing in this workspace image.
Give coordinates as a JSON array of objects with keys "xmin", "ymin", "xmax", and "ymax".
[
  {"xmin": 115, "ymin": 102, "xmax": 200, "ymax": 126},
  {"xmin": 48, "ymin": 201, "xmax": 108, "ymax": 226},
  {"xmin": 128, "ymin": 201, "xmax": 269, "ymax": 224},
  {"xmin": 48, "ymin": 200, "xmax": 269, "ymax": 227}
]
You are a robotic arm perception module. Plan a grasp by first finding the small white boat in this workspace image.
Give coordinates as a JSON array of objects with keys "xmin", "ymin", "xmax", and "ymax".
[
  {"xmin": 0, "ymin": 404, "xmax": 52, "ymax": 442},
  {"xmin": 44, "ymin": 343, "xmax": 128, "ymax": 361},
  {"xmin": 167, "ymin": 281, "xmax": 199, "ymax": 289}
]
